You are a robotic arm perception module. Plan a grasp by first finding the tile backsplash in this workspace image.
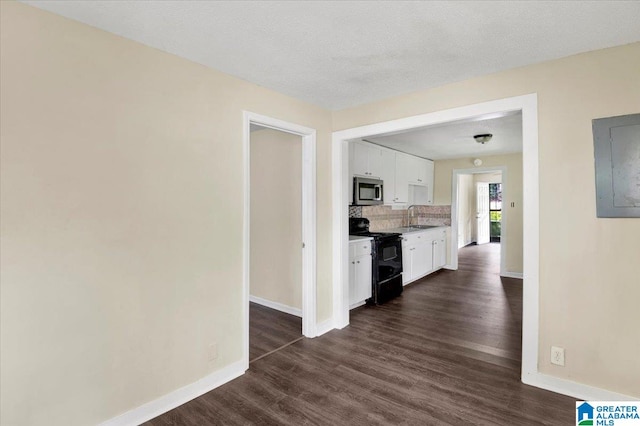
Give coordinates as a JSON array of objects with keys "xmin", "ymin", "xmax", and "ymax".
[
  {"xmin": 353, "ymin": 204, "xmax": 451, "ymax": 231},
  {"xmin": 348, "ymin": 206, "xmax": 362, "ymax": 218}
]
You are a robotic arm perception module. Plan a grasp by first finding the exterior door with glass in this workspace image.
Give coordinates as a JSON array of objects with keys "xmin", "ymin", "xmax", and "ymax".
[{"xmin": 476, "ymin": 182, "xmax": 490, "ymax": 245}]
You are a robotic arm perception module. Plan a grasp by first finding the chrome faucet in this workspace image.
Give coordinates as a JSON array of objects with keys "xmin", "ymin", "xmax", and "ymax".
[{"xmin": 406, "ymin": 205, "xmax": 417, "ymax": 227}]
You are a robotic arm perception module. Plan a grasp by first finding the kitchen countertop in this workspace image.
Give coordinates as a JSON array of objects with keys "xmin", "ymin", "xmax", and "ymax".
[
  {"xmin": 384, "ymin": 225, "xmax": 449, "ymax": 234},
  {"xmin": 349, "ymin": 235, "xmax": 374, "ymax": 242}
]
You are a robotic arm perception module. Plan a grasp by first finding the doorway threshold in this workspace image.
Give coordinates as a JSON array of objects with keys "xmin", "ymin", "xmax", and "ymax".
[{"xmin": 249, "ymin": 336, "xmax": 305, "ymax": 364}]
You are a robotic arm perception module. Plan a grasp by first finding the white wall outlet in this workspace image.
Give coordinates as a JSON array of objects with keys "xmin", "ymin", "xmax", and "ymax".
[
  {"xmin": 207, "ymin": 343, "xmax": 218, "ymax": 361},
  {"xmin": 551, "ymin": 346, "xmax": 565, "ymax": 366}
]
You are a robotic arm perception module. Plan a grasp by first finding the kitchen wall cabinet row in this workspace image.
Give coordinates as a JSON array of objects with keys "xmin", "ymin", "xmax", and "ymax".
[
  {"xmin": 349, "ymin": 141, "xmax": 434, "ymax": 206},
  {"xmin": 348, "ymin": 238, "xmax": 372, "ymax": 308},
  {"xmin": 402, "ymin": 228, "xmax": 447, "ymax": 285}
]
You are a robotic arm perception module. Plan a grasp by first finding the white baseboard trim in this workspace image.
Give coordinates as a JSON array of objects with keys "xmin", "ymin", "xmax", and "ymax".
[
  {"xmin": 315, "ymin": 318, "xmax": 335, "ymax": 337},
  {"xmin": 100, "ymin": 360, "xmax": 245, "ymax": 426},
  {"xmin": 349, "ymin": 300, "xmax": 366, "ymax": 309},
  {"xmin": 249, "ymin": 295, "xmax": 302, "ymax": 317},
  {"xmin": 523, "ymin": 371, "xmax": 637, "ymax": 401},
  {"xmin": 501, "ymin": 271, "xmax": 523, "ymax": 279}
]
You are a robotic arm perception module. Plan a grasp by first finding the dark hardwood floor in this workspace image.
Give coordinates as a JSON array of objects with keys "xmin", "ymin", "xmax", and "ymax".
[
  {"xmin": 147, "ymin": 243, "xmax": 575, "ymax": 425},
  {"xmin": 250, "ymin": 302, "xmax": 302, "ymax": 362}
]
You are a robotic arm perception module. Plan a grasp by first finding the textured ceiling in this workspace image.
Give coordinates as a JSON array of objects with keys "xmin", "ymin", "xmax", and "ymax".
[
  {"xmin": 364, "ymin": 112, "xmax": 522, "ymax": 160},
  {"xmin": 21, "ymin": 1, "xmax": 640, "ymax": 110}
]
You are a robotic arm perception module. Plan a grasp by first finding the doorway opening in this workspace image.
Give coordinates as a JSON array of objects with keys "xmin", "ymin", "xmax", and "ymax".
[
  {"xmin": 248, "ymin": 124, "xmax": 304, "ymax": 364},
  {"xmin": 332, "ymin": 94, "xmax": 539, "ymax": 386},
  {"xmin": 452, "ymin": 168, "xmax": 508, "ymax": 276},
  {"xmin": 242, "ymin": 112, "xmax": 317, "ymax": 371}
]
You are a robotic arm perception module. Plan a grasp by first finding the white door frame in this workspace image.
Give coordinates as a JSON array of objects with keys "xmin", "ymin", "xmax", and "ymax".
[
  {"xmin": 450, "ymin": 167, "xmax": 508, "ymax": 275},
  {"xmin": 332, "ymin": 93, "xmax": 539, "ymax": 385},
  {"xmin": 243, "ymin": 111, "xmax": 317, "ymax": 371}
]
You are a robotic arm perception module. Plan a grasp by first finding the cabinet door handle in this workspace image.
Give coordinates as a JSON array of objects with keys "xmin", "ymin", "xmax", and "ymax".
[
  {"xmin": 357, "ymin": 260, "xmax": 360, "ymax": 264},
  {"xmin": 352, "ymin": 261, "xmax": 355, "ymax": 264}
]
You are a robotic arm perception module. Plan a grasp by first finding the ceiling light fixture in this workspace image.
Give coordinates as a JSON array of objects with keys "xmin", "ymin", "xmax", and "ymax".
[{"xmin": 474, "ymin": 133, "xmax": 493, "ymax": 144}]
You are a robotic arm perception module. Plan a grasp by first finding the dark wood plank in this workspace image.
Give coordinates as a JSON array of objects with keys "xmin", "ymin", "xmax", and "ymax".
[
  {"xmin": 249, "ymin": 302, "xmax": 302, "ymax": 362},
  {"xmin": 146, "ymin": 244, "xmax": 576, "ymax": 425}
]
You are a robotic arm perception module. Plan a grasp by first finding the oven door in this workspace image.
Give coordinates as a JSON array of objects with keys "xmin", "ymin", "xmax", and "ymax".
[{"xmin": 376, "ymin": 237, "xmax": 403, "ymax": 283}]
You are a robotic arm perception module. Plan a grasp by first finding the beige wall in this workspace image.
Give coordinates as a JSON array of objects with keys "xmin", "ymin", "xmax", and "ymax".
[
  {"xmin": 435, "ymin": 154, "xmax": 523, "ymax": 273},
  {"xmin": 334, "ymin": 43, "xmax": 640, "ymax": 397},
  {"xmin": 0, "ymin": 3, "xmax": 332, "ymax": 425},
  {"xmin": 474, "ymin": 172, "xmax": 502, "ymax": 184},
  {"xmin": 457, "ymin": 174, "xmax": 475, "ymax": 248},
  {"xmin": 250, "ymin": 128, "xmax": 302, "ymax": 310}
]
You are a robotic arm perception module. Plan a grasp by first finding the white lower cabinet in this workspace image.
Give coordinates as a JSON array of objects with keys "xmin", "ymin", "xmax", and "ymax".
[
  {"xmin": 349, "ymin": 239, "xmax": 372, "ymax": 308},
  {"xmin": 432, "ymin": 234, "xmax": 447, "ymax": 270},
  {"xmin": 412, "ymin": 240, "xmax": 433, "ymax": 278},
  {"xmin": 402, "ymin": 228, "xmax": 448, "ymax": 285}
]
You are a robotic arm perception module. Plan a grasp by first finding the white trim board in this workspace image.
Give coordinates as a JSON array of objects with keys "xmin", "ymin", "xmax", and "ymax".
[
  {"xmin": 524, "ymin": 372, "xmax": 637, "ymax": 401},
  {"xmin": 315, "ymin": 318, "xmax": 335, "ymax": 337},
  {"xmin": 99, "ymin": 360, "xmax": 245, "ymax": 426},
  {"xmin": 243, "ymin": 111, "xmax": 318, "ymax": 377},
  {"xmin": 332, "ymin": 94, "xmax": 544, "ymax": 392},
  {"xmin": 249, "ymin": 295, "xmax": 302, "ymax": 318},
  {"xmin": 450, "ymin": 166, "xmax": 508, "ymax": 276},
  {"xmin": 501, "ymin": 271, "xmax": 523, "ymax": 279}
]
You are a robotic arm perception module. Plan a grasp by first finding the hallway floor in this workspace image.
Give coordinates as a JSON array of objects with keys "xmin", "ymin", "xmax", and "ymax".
[
  {"xmin": 147, "ymin": 244, "xmax": 574, "ymax": 425},
  {"xmin": 249, "ymin": 302, "xmax": 302, "ymax": 362}
]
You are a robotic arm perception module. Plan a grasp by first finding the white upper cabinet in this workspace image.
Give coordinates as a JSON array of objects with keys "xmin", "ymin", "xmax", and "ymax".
[
  {"xmin": 409, "ymin": 155, "xmax": 427, "ymax": 185},
  {"xmin": 351, "ymin": 141, "xmax": 434, "ymax": 206},
  {"xmin": 368, "ymin": 145, "xmax": 383, "ymax": 178},
  {"xmin": 394, "ymin": 153, "xmax": 410, "ymax": 204},
  {"xmin": 351, "ymin": 141, "xmax": 383, "ymax": 178},
  {"xmin": 381, "ymin": 149, "xmax": 396, "ymax": 204},
  {"xmin": 425, "ymin": 160, "xmax": 434, "ymax": 204},
  {"xmin": 403, "ymin": 154, "xmax": 429, "ymax": 185}
]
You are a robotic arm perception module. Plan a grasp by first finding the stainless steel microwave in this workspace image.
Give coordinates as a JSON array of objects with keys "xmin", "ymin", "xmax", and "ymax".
[{"xmin": 353, "ymin": 177, "xmax": 383, "ymax": 205}]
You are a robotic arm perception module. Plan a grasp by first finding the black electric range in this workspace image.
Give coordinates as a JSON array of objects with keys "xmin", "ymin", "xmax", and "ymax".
[{"xmin": 349, "ymin": 218, "xmax": 403, "ymax": 304}]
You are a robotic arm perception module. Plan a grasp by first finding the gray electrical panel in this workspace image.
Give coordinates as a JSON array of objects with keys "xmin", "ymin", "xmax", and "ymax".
[{"xmin": 593, "ymin": 113, "xmax": 640, "ymax": 218}]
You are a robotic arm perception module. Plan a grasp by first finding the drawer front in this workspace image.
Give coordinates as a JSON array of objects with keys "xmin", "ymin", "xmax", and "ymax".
[
  {"xmin": 349, "ymin": 240, "xmax": 372, "ymax": 259},
  {"xmin": 354, "ymin": 240, "xmax": 372, "ymax": 257},
  {"xmin": 402, "ymin": 231, "xmax": 428, "ymax": 246},
  {"xmin": 426, "ymin": 229, "xmax": 446, "ymax": 240}
]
